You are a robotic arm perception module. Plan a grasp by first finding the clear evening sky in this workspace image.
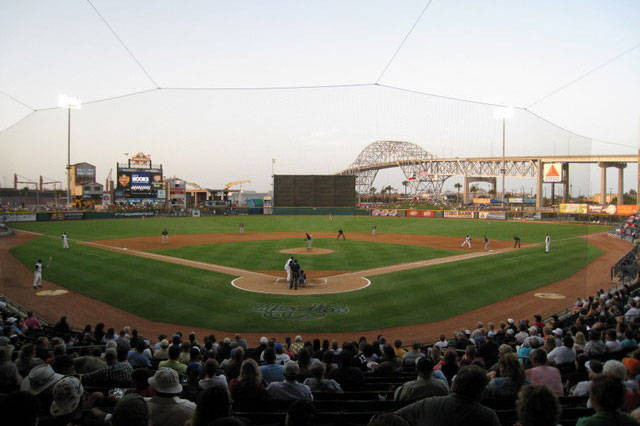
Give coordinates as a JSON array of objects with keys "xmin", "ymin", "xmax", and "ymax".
[{"xmin": 1, "ymin": 0, "xmax": 639, "ymax": 194}]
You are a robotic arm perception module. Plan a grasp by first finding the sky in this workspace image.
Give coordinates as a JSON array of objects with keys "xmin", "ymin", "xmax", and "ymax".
[{"xmin": 1, "ymin": 0, "xmax": 639, "ymax": 195}]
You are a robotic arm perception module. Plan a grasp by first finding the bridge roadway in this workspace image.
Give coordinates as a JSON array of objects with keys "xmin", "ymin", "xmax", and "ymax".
[{"xmin": 337, "ymin": 154, "xmax": 639, "ymax": 208}]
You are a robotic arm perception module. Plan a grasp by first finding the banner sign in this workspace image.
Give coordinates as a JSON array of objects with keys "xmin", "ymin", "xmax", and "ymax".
[
  {"xmin": 372, "ymin": 209, "xmax": 399, "ymax": 216},
  {"xmin": 473, "ymin": 198, "xmax": 491, "ymax": 204},
  {"xmin": 508, "ymin": 198, "xmax": 523, "ymax": 204},
  {"xmin": 616, "ymin": 205, "xmax": 638, "ymax": 216},
  {"xmin": 559, "ymin": 203, "xmax": 588, "ymax": 214},
  {"xmin": 63, "ymin": 212, "xmax": 84, "ymax": 220},
  {"xmin": 479, "ymin": 212, "xmax": 506, "ymax": 220},
  {"xmin": 405, "ymin": 210, "xmax": 435, "ymax": 218},
  {"xmin": 0, "ymin": 213, "xmax": 36, "ymax": 222},
  {"xmin": 114, "ymin": 212, "xmax": 156, "ymax": 217},
  {"xmin": 543, "ymin": 163, "xmax": 563, "ymax": 183},
  {"xmin": 444, "ymin": 210, "xmax": 474, "ymax": 219},
  {"xmin": 157, "ymin": 189, "xmax": 166, "ymax": 200}
]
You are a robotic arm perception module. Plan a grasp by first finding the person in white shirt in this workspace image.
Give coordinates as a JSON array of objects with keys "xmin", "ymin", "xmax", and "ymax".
[
  {"xmin": 61, "ymin": 232, "xmax": 69, "ymax": 249},
  {"xmin": 199, "ymin": 359, "xmax": 228, "ymax": 390},
  {"xmin": 284, "ymin": 257, "xmax": 293, "ymax": 283},
  {"xmin": 604, "ymin": 329, "xmax": 622, "ymax": 353},
  {"xmin": 32, "ymin": 259, "xmax": 49, "ymax": 289},
  {"xmin": 267, "ymin": 361, "xmax": 313, "ymax": 401},
  {"xmin": 547, "ymin": 336, "xmax": 576, "ymax": 365},
  {"xmin": 545, "ymin": 234, "xmax": 551, "ymax": 253}
]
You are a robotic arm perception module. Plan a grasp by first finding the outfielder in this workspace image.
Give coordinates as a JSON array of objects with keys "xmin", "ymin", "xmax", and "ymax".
[
  {"xmin": 239, "ymin": 223, "xmax": 245, "ymax": 233},
  {"xmin": 161, "ymin": 228, "xmax": 169, "ymax": 243},
  {"xmin": 545, "ymin": 234, "xmax": 551, "ymax": 253},
  {"xmin": 371, "ymin": 225, "xmax": 377, "ymax": 236},
  {"xmin": 461, "ymin": 234, "xmax": 472, "ymax": 248},
  {"xmin": 61, "ymin": 232, "xmax": 69, "ymax": 249},
  {"xmin": 483, "ymin": 235, "xmax": 489, "ymax": 251},
  {"xmin": 33, "ymin": 258, "xmax": 50, "ymax": 289},
  {"xmin": 304, "ymin": 233, "xmax": 313, "ymax": 251}
]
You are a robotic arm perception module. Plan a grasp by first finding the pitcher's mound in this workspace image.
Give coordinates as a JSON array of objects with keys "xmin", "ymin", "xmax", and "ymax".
[{"xmin": 279, "ymin": 248, "xmax": 334, "ymax": 255}]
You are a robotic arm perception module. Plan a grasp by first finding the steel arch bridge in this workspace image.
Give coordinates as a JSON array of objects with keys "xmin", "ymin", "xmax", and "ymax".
[{"xmin": 337, "ymin": 141, "xmax": 448, "ymax": 195}]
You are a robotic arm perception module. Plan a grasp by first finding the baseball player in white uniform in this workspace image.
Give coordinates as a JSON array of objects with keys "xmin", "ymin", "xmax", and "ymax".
[
  {"xmin": 304, "ymin": 233, "xmax": 313, "ymax": 251},
  {"xmin": 545, "ymin": 234, "xmax": 551, "ymax": 253},
  {"xmin": 284, "ymin": 257, "xmax": 293, "ymax": 283},
  {"xmin": 33, "ymin": 259, "xmax": 48, "ymax": 289},
  {"xmin": 371, "ymin": 225, "xmax": 377, "ymax": 236},
  {"xmin": 461, "ymin": 234, "xmax": 472, "ymax": 248},
  {"xmin": 61, "ymin": 232, "xmax": 69, "ymax": 249}
]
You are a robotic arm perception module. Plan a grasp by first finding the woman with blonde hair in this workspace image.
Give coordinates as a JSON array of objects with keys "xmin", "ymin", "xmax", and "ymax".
[{"xmin": 229, "ymin": 358, "xmax": 266, "ymax": 405}]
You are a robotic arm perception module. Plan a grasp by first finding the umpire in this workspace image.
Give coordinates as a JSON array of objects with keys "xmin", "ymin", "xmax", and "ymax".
[{"xmin": 290, "ymin": 259, "xmax": 301, "ymax": 290}]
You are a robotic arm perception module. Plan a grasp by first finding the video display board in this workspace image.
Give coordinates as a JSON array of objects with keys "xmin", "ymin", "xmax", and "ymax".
[
  {"xmin": 273, "ymin": 175, "xmax": 356, "ymax": 207},
  {"xmin": 115, "ymin": 166, "xmax": 163, "ymax": 201},
  {"xmin": 74, "ymin": 163, "xmax": 96, "ymax": 185}
]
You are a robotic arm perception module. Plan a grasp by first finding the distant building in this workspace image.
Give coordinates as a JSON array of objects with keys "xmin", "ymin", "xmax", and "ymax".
[{"xmin": 166, "ymin": 177, "xmax": 187, "ymax": 208}]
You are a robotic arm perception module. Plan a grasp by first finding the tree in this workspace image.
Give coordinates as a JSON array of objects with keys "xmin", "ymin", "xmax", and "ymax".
[
  {"xmin": 488, "ymin": 189, "xmax": 496, "ymax": 197},
  {"xmin": 369, "ymin": 187, "xmax": 376, "ymax": 195},
  {"xmin": 454, "ymin": 183, "xmax": 462, "ymax": 204},
  {"xmin": 470, "ymin": 185, "xmax": 478, "ymax": 197},
  {"xmin": 402, "ymin": 180, "xmax": 409, "ymax": 195}
]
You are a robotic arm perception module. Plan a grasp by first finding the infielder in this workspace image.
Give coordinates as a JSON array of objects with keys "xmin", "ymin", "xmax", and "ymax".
[
  {"xmin": 61, "ymin": 232, "xmax": 69, "ymax": 249},
  {"xmin": 461, "ymin": 234, "xmax": 472, "ymax": 248},
  {"xmin": 545, "ymin": 234, "xmax": 551, "ymax": 253},
  {"xmin": 161, "ymin": 228, "xmax": 169, "ymax": 243},
  {"xmin": 33, "ymin": 258, "xmax": 50, "ymax": 289},
  {"xmin": 304, "ymin": 233, "xmax": 313, "ymax": 251},
  {"xmin": 337, "ymin": 228, "xmax": 346, "ymax": 240},
  {"xmin": 483, "ymin": 235, "xmax": 489, "ymax": 251},
  {"xmin": 513, "ymin": 235, "xmax": 521, "ymax": 248},
  {"xmin": 239, "ymin": 223, "xmax": 245, "ymax": 233},
  {"xmin": 371, "ymin": 225, "xmax": 377, "ymax": 236},
  {"xmin": 284, "ymin": 257, "xmax": 294, "ymax": 283}
]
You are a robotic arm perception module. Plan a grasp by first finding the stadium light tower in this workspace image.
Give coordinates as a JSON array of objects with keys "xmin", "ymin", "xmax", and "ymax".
[
  {"xmin": 58, "ymin": 95, "xmax": 82, "ymax": 206},
  {"xmin": 493, "ymin": 107, "xmax": 514, "ymax": 202}
]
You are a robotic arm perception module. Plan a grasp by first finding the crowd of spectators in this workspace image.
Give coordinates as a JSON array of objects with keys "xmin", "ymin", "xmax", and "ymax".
[
  {"xmin": 613, "ymin": 213, "xmax": 640, "ymax": 242},
  {"xmin": 3, "ymin": 282, "xmax": 640, "ymax": 425}
]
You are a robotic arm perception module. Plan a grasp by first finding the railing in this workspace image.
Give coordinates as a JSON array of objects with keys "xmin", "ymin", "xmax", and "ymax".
[{"xmin": 611, "ymin": 245, "xmax": 639, "ymax": 282}]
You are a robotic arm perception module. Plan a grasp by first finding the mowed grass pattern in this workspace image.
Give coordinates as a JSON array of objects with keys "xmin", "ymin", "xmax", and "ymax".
[
  {"xmin": 150, "ymin": 239, "xmax": 458, "ymax": 271},
  {"xmin": 10, "ymin": 233, "xmax": 601, "ymax": 333},
  {"xmin": 11, "ymin": 215, "xmax": 606, "ymax": 243}
]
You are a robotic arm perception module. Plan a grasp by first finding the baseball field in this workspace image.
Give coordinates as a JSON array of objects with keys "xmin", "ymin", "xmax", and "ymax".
[{"xmin": 2, "ymin": 215, "xmax": 622, "ymax": 340}]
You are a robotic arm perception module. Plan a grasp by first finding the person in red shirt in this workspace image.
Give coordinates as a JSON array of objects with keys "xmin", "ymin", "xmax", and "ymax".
[{"xmin": 24, "ymin": 312, "xmax": 41, "ymax": 330}]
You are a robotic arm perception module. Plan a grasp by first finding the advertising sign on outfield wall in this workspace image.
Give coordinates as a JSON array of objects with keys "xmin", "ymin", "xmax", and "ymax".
[
  {"xmin": 405, "ymin": 210, "xmax": 435, "ymax": 218},
  {"xmin": 478, "ymin": 212, "xmax": 506, "ymax": 220},
  {"xmin": 372, "ymin": 209, "xmax": 399, "ymax": 216},
  {"xmin": 0, "ymin": 213, "xmax": 36, "ymax": 222},
  {"xmin": 559, "ymin": 204, "xmax": 588, "ymax": 214},
  {"xmin": 473, "ymin": 198, "xmax": 491, "ymax": 204},
  {"xmin": 444, "ymin": 210, "xmax": 474, "ymax": 219},
  {"xmin": 616, "ymin": 205, "xmax": 638, "ymax": 216}
]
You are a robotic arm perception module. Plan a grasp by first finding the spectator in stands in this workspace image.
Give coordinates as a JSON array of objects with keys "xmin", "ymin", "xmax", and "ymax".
[
  {"xmin": 394, "ymin": 339, "xmax": 406, "ymax": 357},
  {"xmin": 111, "ymin": 394, "xmax": 149, "ymax": 426},
  {"xmin": 128, "ymin": 368, "xmax": 155, "ymax": 397},
  {"xmin": 51, "ymin": 354, "xmax": 75, "ymax": 376},
  {"xmin": 103, "ymin": 328, "xmax": 116, "ymax": 345},
  {"xmin": 222, "ymin": 347, "xmax": 244, "ymax": 381},
  {"xmin": 577, "ymin": 375, "xmax": 638, "ymax": 425},
  {"xmin": 52, "ymin": 316, "xmax": 70, "ymax": 337},
  {"xmin": 16, "ymin": 343, "xmax": 42, "ymax": 377},
  {"xmin": 621, "ymin": 330, "xmax": 637, "ymax": 351},
  {"xmin": 260, "ymin": 347, "xmax": 284, "ymax": 384},
  {"xmin": 116, "ymin": 330, "xmax": 131, "ymax": 352},
  {"xmin": 285, "ymin": 399, "xmax": 316, "ymax": 426},
  {"xmin": 454, "ymin": 331, "xmax": 470, "ymax": 350},
  {"xmin": 296, "ymin": 347, "xmax": 313, "ymax": 379},
  {"xmin": 403, "ymin": 343, "xmax": 425, "ymax": 369},
  {"xmin": 93, "ymin": 323, "xmax": 105, "ymax": 343},
  {"xmin": 330, "ymin": 350, "xmax": 365, "ymax": 390},
  {"xmin": 525, "ymin": 349, "xmax": 563, "ymax": 396},
  {"xmin": 602, "ymin": 360, "xmax": 640, "ymax": 411},
  {"xmin": 624, "ymin": 301, "xmax": 640, "ymax": 323},
  {"xmin": 186, "ymin": 386, "xmax": 232, "ymax": 426},
  {"xmin": 229, "ymin": 359, "xmax": 267, "ymax": 405},
  {"xmin": 48, "ymin": 375, "xmax": 108, "ymax": 425},
  {"xmin": 477, "ymin": 334, "xmax": 499, "ymax": 368},
  {"xmin": 434, "ymin": 334, "xmax": 449, "ymax": 350},
  {"xmin": 178, "ymin": 342, "xmax": 192, "ymax": 364},
  {"xmin": 24, "ymin": 312, "xmax": 41, "ymax": 330},
  {"xmin": 267, "ymin": 361, "xmax": 313, "ymax": 401},
  {"xmin": 548, "ymin": 335, "xmax": 577, "ymax": 366},
  {"xmin": 515, "ymin": 385, "xmax": 561, "ymax": 426},
  {"xmin": 199, "ymin": 358, "xmax": 228, "ymax": 390},
  {"xmin": 153, "ymin": 339, "xmax": 170, "ymax": 360},
  {"xmin": 368, "ymin": 412, "xmax": 411, "ymax": 426},
  {"xmin": 74, "ymin": 347, "xmax": 106, "ymax": 374},
  {"xmin": 484, "ymin": 352, "xmax": 528, "ymax": 400},
  {"xmin": 571, "ymin": 360, "xmax": 603, "ymax": 397},
  {"xmin": 395, "ymin": 356, "xmax": 448, "ymax": 402},
  {"xmin": 605, "ymin": 329, "xmax": 623, "ymax": 353},
  {"xmin": 574, "ymin": 331, "xmax": 587, "ymax": 353},
  {"xmin": 303, "ymin": 361, "xmax": 343, "ymax": 393},
  {"xmin": 373, "ymin": 344, "xmax": 403, "ymax": 376},
  {"xmin": 158, "ymin": 344, "xmax": 187, "ymax": 377},
  {"xmin": 585, "ymin": 330, "xmax": 606, "ymax": 358},
  {"xmin": 460, "ymin": 344, "xmax": 483, "ymax": 367},
  {"xmin": 128, "ymin": 340, "xmax": 151, "ymax": 368},
  {"xmin": 437, "ymin": 348, "xmax": 459, "ymax": 385},
  {"xmin": 20, "ymin": 363, "xmax": 64, "ymax": 415},
  {"xmin": 83, "ymin": 347, "xmax": 133, "ymax": 387},
  {"xmin": 146, "ymin": 368, "xmax": 196, "ymax": 426},
  {"xmin": 0, "ymin": 347, "xmax": 21, "ymax": 393},
  {"xmin": 623, "ymin": 348, "xmax": 640, "ymax": 377},
  {"xmin": 395, "ymin": 365, "xmax": 501, "ymax": 426},
  {"xmin": 0, "ymin": 390, "xmax": 39, "ymax": 426},
  {"xmin": 290, "ymin": 335, "xmax": 304, "ymax": 356}
]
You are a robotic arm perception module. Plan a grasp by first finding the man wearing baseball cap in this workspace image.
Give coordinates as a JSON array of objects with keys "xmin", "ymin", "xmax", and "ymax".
[
  {"xmin": 266, "ymin": 361, "xmax": 313, "ymax": 401},
  {"xmin": 145, "ymin": 367, "xmax": 196, "ymax": 426}
]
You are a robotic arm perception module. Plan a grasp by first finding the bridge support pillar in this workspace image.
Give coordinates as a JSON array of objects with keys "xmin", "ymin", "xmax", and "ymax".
[
  {"xmin": 562, "ymin": 163, "xmax": 570, "ymax": 203},
  {"xmin": 618, "ymin": 164, "xmax": 626, "ymax": 205},
  {"xmin": 463, "ymin": 176, "xmax": 469, "ymax": 204},
  {"xmin": 536, "ymin": 160, "xmax": 543, "ymax": 209},
  {"xmin": 600, "ymin": 164, "xmax": 608, "ymax": 206}
]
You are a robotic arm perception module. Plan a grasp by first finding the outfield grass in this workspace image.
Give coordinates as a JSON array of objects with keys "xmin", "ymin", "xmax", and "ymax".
[
  {"xmin": 10, "ymin": 233, "xmax": 602, "ymax": 333},
  {"xmin": 11, "ymin": 215, "xmax": 606, "ymax": 243},
  {"xmin": 150, "ymin": 239, "xmax": 458, "ymax": 271}
]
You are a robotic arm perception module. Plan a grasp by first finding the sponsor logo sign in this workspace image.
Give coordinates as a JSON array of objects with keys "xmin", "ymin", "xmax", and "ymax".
[
  {"xmin": 118, "ymin": 174, "xmax": 130, "ymax": 187},
  {"xmin": 63, "ymin": 212, "xmax": 84, "ymax": 220},
  {"xmin": 0, "ymin": 213, "xmax": 36, "ymax": 222},
  {"xmin": 131, "ymin": 173, "xmax": 151, "ymax": 191},
  {"xmin": 508, "ymin": 198, "xmax": 523, "ymax": 204},
  {"xmin": 559, "ymin": 204, "xmax": 588, "ymax": 214},
  {"xmin": 587, "ymin": 205, "xmax": 603, "ymax": 214},
  {"xmin": 157, "ymin": 189, "xmax": 167, "ymax": 199},
  {"xmin": 405, "ymin": 210, "xmax": 435, "ymax": 218},
  {"xmin": 251, "ymin": 303, "xmax": 349, "ymax": 321},
  {"xmin": 473, "ymin": 198, "xmax": 491, "ymax": 204},
  {"xmin": 616, "ymin": 205, "xmax": 638, "ymax": 216},
  {"xmin": 478, "ymin": 212, "xmax": 506, "ymax": 220},
  {"xmin": 114, "ymin": 212, "xmax": 156, "ymax": 217},
  {"xmin": 604, "ymin": 204, "xmax": 617, "ymax": 215},
  {"xmin": 543, "ymin": 163, "xmax": 563, "ymax": 183},
  {"xmin": 444, "ymin": 210, "xmax": 474, "ymax": 219}
]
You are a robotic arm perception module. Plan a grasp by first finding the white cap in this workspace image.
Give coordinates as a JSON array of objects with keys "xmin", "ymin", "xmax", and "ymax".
[{"xmin": 553, "ymin": 328, "xmax": 563, "ymax": 336}]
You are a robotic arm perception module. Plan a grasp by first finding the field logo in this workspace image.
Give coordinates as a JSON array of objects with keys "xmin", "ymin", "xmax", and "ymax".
[{"xmin": 252, "ymin": 303, "xmax": 349, "ymax": 321}]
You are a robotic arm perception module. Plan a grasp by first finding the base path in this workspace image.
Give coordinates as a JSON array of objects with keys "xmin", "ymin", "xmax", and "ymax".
[{"xmin": 0, "ymin": 230, "xmax": 630, "ymax": 345}]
